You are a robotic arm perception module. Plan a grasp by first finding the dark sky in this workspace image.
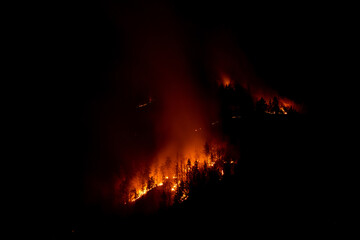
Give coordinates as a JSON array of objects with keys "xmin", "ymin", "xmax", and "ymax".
[{"xmin": 66, "ymin": 0, "xmax": 324, "ymax": 106}]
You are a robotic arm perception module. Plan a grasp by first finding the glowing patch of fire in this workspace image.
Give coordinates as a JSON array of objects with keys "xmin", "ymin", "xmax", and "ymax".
[{"xmin": 125, "ymin": 142, "xmax": 234, "ymax": 204}]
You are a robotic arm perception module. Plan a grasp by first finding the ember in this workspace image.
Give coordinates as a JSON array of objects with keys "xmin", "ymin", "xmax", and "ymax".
[{"xmin": 123, "ymin": 138, "xmax": 236, "ymax": 205}]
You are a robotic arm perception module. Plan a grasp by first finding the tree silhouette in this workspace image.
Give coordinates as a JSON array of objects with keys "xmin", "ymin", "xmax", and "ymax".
[
  {"xmin": 174, "ymin": 180, "xmax": 186, "ymax": 205},
  {"xmin": 270, "ymin": 97, "xmax": 280, "ymax": 114},
  {"xmin": 256, "ymin": 97, "xmax": 268, "ymax": 114},
  {"xmin": 192, "ymin": 160, "xmax": 200, "ymax": 183},
  {"xmin": 147, "ymin": 176, "xmax": 155, "ymax": 190},
  {"xmin": 186, "ymin": 159, "xmax": 191, "ymax": 174},
  {"xmin": 203, "ymin": 160, "xmax": 208, "ymax": 176},
  {"xmin": 287, "ymin": 106, "xmax": 297, "ymax": 115}
]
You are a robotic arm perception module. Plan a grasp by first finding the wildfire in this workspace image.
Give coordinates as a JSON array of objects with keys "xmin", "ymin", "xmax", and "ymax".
[
  {"xmin": 117, "ymin": 67, "xmax": 302, "ymax": 207},
  {"xmin": 120, "ymin": 74, "xmax": 302, "ymax": 206},
  {"xmin": 121, "ymin": 139, "xmax": 236, "ymax": 205},
  {"xmin": 218, "ymin": 72, "xmax": 303, "ymax": 114},
  {"xmin": 255, "ymin": 96, "xmax": 300, "ymax": 115}
]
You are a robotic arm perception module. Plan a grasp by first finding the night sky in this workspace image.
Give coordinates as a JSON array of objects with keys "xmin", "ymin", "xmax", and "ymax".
[
  {"xmin": 67, "ymin": 0, "xmax": 321, "ymax": 104},
  {"xmin": 61, "ymin": 0, "xmax": 331, "ymax": 122},
  {"xmin": 36, "ymin": 0, "xmax": 344, "ymax": 236}
]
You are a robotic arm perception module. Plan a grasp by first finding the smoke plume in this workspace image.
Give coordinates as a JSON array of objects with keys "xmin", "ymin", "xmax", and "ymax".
[{"xmin": 85, "ymin": 2, "xmax": 215, "ymax": 209}]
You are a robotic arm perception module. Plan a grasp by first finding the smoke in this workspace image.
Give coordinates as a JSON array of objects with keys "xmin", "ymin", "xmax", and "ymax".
[
  {"xmin": 206, "ymin": 31, "xmax": 304, "ymax": 112},
  {"xmin": 85, "ymin": 1, "xmax": 215, "ymax": 208},
  {"xmin": 83, "ymin": 1, "xmax": 304, "ymax": 209}
]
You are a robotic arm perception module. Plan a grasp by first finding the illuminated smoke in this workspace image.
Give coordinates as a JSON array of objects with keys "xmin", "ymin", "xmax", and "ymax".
[
  {"xmin": 84, "ymin": 2, "xmax": 303, "ymax": 210},
  {"xmin": 85, "ymin": 2, "xmax": 218, "ymax": 209},
  {"xmin": 208, "ymin": 31, "xmax": 304, "ymax": 113}
]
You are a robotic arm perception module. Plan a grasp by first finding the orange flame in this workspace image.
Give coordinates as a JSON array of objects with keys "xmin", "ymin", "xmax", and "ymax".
[
  {"xmin": 219, "ymin": 73, "xmax": 232, "ymax": 87},
  {"xmin": 121, "ymin": 137, "xmax": 231, "ymax": 204}
]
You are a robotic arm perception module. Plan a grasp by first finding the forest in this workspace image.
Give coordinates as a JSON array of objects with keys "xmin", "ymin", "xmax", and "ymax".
[
  {"xmin": 113, "ymin": 82, "xmax": 303, "ymax": 210},
  {"xmin": 69, "ymin": 82, "xmax": 333, "ymax": 240},
  {"xmin": 122, "ymin": 140, "xmax": 237, "ymax": 207}
]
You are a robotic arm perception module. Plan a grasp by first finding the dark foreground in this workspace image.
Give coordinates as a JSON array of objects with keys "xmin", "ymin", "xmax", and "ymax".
[{"xmin": 69, "ymin": 114, "xmax": 344, "ymax": 239}]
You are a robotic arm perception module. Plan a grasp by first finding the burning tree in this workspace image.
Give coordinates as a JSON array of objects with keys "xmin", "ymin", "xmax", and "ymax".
[
  {"xmin": 255, "ymin": 96, "xmax": 299, "ymax": 115},
  {"xmin": 147, "ymin": 176, "xmax": 155, "ymax": 190},
  {"xmin": 118, "ymin": 139, "xmax": 237, "ymax": 207}
]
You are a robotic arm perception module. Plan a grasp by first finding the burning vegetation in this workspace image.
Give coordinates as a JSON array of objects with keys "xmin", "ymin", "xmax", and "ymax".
[
  {"xmin": 114, "ymin": 78, "xmax": 301, "ymax": 209},
  {"xmin": 80, "ymin": 1, "xmax": 304, "ymax": 218},
  {"xmin": 66, "ymin": 2, "xmax": 329, "ymax": 238},
  {"xmin": 255, "ymin": 97, "xmax": 298, "ymax": 115},
  {"xmin": 117, "ymin": 139, "xmax": 237, "ymax": 206}
]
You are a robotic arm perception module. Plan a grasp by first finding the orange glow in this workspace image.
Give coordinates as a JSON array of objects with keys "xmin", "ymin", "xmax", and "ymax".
[
  {"xmin": 123, "ymin": 137, "xmax": 230, "ymax": 204},
  {"xmin": 218, "ymin": 73, "xmax": 232, "ymax": 87},
  {"xmin": 217, "ymin": 69, "xmax": 304, "ymax": 114},
  {"xmin": 261, "ymin": 96, "xmax": 302, "ymax": 114}
]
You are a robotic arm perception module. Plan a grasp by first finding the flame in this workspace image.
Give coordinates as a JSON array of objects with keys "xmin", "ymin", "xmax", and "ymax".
[
  {"xmin": 114, "ymin": 71, "xmax": 302, "ymax": 207},
  {"xmin": 219, "ymin": 72, "xmax": 303, "ymax": 113},
  {"xmin": 123, "ymin": 138, "xmax": 232, "ymax": 204},
  {"xmin": 87, "ymin": 2, "xmax": 307, "ymax": 213},
  {"xmin": 218, "ymin": 73, "xmax": 232, "ymax": 87},
  {"xmin": 261, "ymin": 96, "xmax": 302, "ymax": 114}
]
